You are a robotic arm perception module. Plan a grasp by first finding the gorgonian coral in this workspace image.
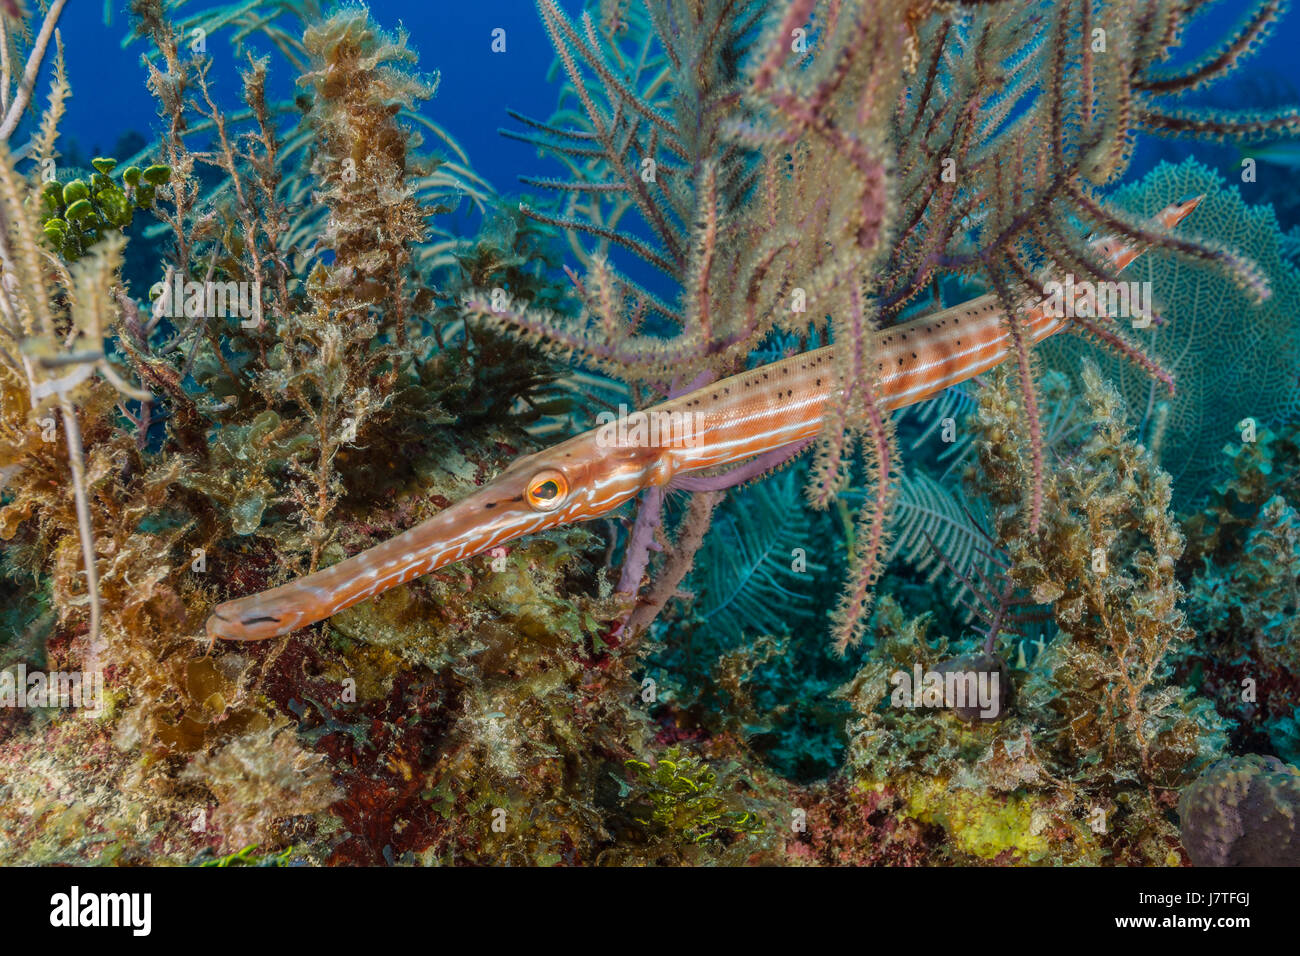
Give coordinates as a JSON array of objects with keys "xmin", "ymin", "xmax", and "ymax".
[{"xmin": 467, "ymin": 0, "xmax": 1298, "ymax": 651}]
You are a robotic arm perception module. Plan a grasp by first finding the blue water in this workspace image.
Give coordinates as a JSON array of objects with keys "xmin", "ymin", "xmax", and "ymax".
[
  {"xmin": 44, "ymin": 1, "xmax": 1300, "ymax": 231},
  {"xmin": 58, "ymin": 2, "xmax": 591, "ymax": 203}
]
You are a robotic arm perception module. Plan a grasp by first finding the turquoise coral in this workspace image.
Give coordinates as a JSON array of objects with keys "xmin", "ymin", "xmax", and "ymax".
[{"xmin": 1043, "ymin": 158, "xmax": 1300, "ymax": 503}]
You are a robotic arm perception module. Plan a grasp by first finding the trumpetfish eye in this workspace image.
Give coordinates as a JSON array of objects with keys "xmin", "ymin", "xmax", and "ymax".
[{"xmin": 525, "ymin": 469, "xmax": 569, "ymax": 511}]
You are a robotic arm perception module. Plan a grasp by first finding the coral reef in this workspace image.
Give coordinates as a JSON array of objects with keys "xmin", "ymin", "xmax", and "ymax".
[
  {"xmin": 829, "ymin": 366, "xmax": 1225, "ymax": 864},
  {"xmin": 1175, "ymin": 421, "xmax": 1300, "ymax": 761},
  {"xmin": 0, "ymin": 0, "xmax": 1296, "ymax": 870}
]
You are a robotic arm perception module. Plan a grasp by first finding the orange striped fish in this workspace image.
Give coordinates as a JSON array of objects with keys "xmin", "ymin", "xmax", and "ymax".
[{"xmin": 205, "ymin": 197, "xmax": 1200, "ymax": 641}]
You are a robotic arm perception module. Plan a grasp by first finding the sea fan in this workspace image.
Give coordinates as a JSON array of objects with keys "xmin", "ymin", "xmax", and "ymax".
[
  {"xmin": 690, "ymin": 467, "xmax": 831, "ymax": 641},
  {"xmin": 1043, "ymin": 158, "xmax": 1300, "ymax": 502}
]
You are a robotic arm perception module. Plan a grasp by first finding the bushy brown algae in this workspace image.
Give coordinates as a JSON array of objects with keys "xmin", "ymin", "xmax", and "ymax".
[{"xmin": 827, "ymin": 366, "xmax": 1226, "ymax": 864}]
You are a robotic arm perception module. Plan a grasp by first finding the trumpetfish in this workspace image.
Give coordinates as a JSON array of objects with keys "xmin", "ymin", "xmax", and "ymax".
[{"xmin": 206, "ymin": 197, "xmax": 1201, "ymax": 641}]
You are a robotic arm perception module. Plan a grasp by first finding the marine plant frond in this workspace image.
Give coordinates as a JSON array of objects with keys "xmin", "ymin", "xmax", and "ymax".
[
  {"xmin": 691, "ymin": 467, "xmax": 826, "ymax": 641},
  {"xmin": 463, "ymin": 289, "xmax": 702, "ymax": 383},
  {"xmin": 0, "ymin": 144, "xmax": 55, "ymax": 343},
  {"xmin": 880, "ymin": 470, "xmax": 995, "ymax": 621},
  {"xmin": 125, "ymin": 0, "xmax": 321, "ymax": 70},
  {"xmin": 1135, "ymin": 0, "xmax": 1286, "ymax": 96},
  {"xmin": 830, "ymin": 385, "xmax": 898, "ymax": 656},
  {"xmin": 989, "ymin": 267, "xmax": 1046, "ymax": 535},
  {"xmin": 1058, "ymin": 313, "xmax": 1175, "ymax": 393},
  {"xmin": 625, "ymin": 488, "xmax": 724, "ymax": 637},
  {"xmin": 900, "ymin": 381, "xmax": 977, "ymax": 469},
  {"xmin": 519, "ymin": 366, "xmax": 636, "ymax": 442},
  {"xmin": 1138, "ymin": 102, "xmax": 1300, "ymax": 142},
  {"xmin": 30, "ymin": 32, "xmax": 67, "ymax": 168},
  {"xmin": 518, "ymin": 200, "xmax": 679, "ymax": 277},
  {"xmin": 805, "ymin": 401, "xmax": 852, "ymax": 512},
  {"xmin": 0, "ymin": 0, "xmax": 68, "ymax": 143},
  {"xmin": 917, "ymin": 506, "xmax": 1049, "ymax": 653},
  {"xmin": 807, "ymin": 281, "xmax": 878, "ymax": 511},
  {"xmin": 525, "ymin": 0, "xmax": 694, "ymax": 277}
]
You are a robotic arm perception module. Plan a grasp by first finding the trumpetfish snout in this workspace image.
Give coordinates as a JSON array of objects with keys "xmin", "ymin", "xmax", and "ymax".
[{"xmin": 204, "ymin": 430, "xmax": 669, "ymax": 641}]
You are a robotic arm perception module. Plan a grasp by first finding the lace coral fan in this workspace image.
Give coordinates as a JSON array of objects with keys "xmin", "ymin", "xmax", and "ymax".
[{"xmin": 1044, "ymin": 158, "xmax": 1300, "ymax": 503}]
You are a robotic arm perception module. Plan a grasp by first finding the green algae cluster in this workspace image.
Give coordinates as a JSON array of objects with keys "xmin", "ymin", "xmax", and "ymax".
[
  {"xmin": 39, "ymin": 157, "xmax": 169, "ymax": 260},
  {"xmin": 623, "ymin": 747, "xmax": 766, "ymax": 846},
  {"xmin": 197, "ymin": 844, "xmax": 295, "ymax": 867},
  {"xmin": 900, "ymin": 778, "xmax": 1068, "ymax": 863}
]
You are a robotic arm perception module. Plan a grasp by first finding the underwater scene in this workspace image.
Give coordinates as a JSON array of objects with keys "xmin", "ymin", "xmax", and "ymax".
[{"xmin": 0, "ymin": 0, "xmax": 1299, "ymax": 874}]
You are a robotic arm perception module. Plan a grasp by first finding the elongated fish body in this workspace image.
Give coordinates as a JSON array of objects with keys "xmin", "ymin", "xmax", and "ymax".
[{"xmin": 205, "ymin": 198, "xmax": 1200, "ymax": 641}]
